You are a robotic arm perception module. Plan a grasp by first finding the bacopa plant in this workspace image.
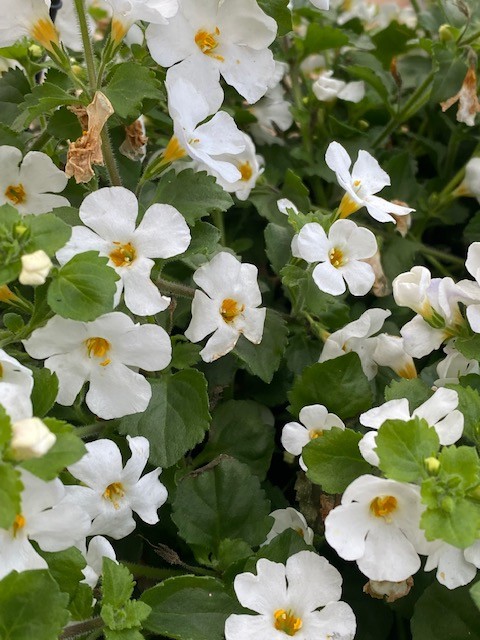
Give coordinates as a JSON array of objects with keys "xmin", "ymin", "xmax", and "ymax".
[{"xmin": 1, "ymin": 0, "xmax": 480, "ymax": 638}]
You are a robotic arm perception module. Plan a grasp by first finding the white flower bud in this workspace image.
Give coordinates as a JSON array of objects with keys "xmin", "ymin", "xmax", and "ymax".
[
  {"xmin": 392, "ymin": 266, "xmax": 433, "ymax": 316},
  {"xmin": 19, "ymin": 250, "xmax": 52, "ymax": 286},
  {"xmin": 10, "ymin": 417, "xmax": 56, "ymax": 460}
]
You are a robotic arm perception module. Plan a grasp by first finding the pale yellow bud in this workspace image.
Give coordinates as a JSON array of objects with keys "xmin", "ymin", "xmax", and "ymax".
[
  {"xmin": 10, "ymin": 417, "xmax": 56, "ymax": 460},
  {"xmin": 19, "ymin": 250, "xmax": 52, "ymax": 286}
]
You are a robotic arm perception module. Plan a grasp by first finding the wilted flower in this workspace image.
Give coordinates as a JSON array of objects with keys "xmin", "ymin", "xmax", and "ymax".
[
  {"xmin": 441, "ymin": 65, "xmax": 480, "ymax": 127},
  {"xmin": 363, "ymin": 577, "xmax": 414, "ymax": 602},
  {"xmin": 119, "ymin": 118, "xmax": 148, "ymax": 161}
]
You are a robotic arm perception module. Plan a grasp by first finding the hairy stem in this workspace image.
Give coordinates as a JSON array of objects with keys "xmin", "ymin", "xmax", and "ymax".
[
  {"xmin": 60, "ymin": 617, "xmax": 103, "ymax": 640},
  {"xmin": 157, "ymin": 277, "xmax": 196, "ymax": 299}
]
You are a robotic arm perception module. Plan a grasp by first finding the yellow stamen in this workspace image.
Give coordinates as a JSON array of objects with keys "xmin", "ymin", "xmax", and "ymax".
[
  {"xmin": 85, "ymin": 337, "xmax": 111, "ymax": 361},
  {"xmin": 195, "ymin": 27, "xmax": 224, "ymax": 62},
  {"xmin": 111, "ymin": 17, "xmax": 128, "ymax": 43},
  {"xmin": 13, "ymin": 514, "xmax": 26, "ymax": 537},
  {"xmin": 370, "ymin": 495, "xmax": 398, "ymax": 521},
  {"xmin": 103, "ymin": 482, "xmax": 125, "ymax": 509},
  {"xmin": 273, "ymin": 609, "xmax": 303, "ymax": 636},
  {"xmin": 30, "ymin": 17, "xmax": 59, "ymax": 52},
  {"xmin": 309, "ymin": 429, "xmax": 324, "ymax": 440},
  {"xmin": 220, "ymin": 298, "xmax": 245, "ymax": 323},
  {"xmin": 5, "ymin": 184, "xmax": 26, "ymax": 206},
  {"xmin": 239, "ymin": 161, "xmax": 253, "ymax": 182},
  {"xmin": 162, "ymin": 136, "xmax": 187, "ymax": 165},
  {"xmin": 329, "ymin": 247, "xmax": 346, "ymax": 268},
  {"xmin": 109, "ymin": 241, "xmax": 136, "ymax": 268},
  {"xmin": 338, "ymin": 192, "xmax": 361, "ymax": 218}
]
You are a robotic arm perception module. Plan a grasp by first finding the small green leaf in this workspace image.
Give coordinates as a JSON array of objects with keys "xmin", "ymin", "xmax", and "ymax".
[
  {"xmin": 102, "ymin": 559, "xmax": 135, "ymax": 608},
  {"xmin": 455, "ymin": 335, "xmax": 480, "ymax": 361},
  {"xmin": 447, "ymin": 384, "xmax": 480, "ymax": 443},
  {"xmin": 384, "ymin": 378, "xmax": 432, "ymax": 410},
  {"xmin": 104, "ymin": 62, "xmax": 163, "ymax": 119},
  {"xmin": 257, "ymin": 0, "xmax": 291, "ymax": 36},
  {"xmin": 303, "ymin": 428, "xmax": 373, "ymax": 494},
  {"xmin": 31, "ymin": 368, "xmax": 59, "ymax": 417},
  {"xmin": 303, "ymin": 23, "xmax": 349, "ymax": 56},
  {"xmin": 24, "ymin": 213, "xmax": 71, "ymax": 256},
  {"xmin": 47, "ymin": 251, "xmax": 119, "ymax": 321},
  {"xmin": 0, "ymin": 462, "xmax": 22, "ymax": 529},
  {"xmin": 0, "ymin": 68, "xmax": 31, "ymax": 126},
  {"xmin": 0, "ymin": 405, "xmax": 12, "ymax": 452},
  {"xmin": 13, "ymin": 82, "xmax": 80, "ymax": 131}
]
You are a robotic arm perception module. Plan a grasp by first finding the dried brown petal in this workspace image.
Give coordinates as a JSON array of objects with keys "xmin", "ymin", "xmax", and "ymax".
[
  {"xmin": 119, "ymin": 118, "xmax": 148, "ymax": 161},
  {"xmin": 364, "ymin": 577, "xmax": 414, "ymax": 603},
  {"xmin": 441, "ymin": 65, "xmax": 480, "ymax": 127}
]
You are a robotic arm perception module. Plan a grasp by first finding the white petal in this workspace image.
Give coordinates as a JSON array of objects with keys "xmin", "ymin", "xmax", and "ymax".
[
  {"xmin": 68, "ymin": 438, "xmax": 123, "ymax": 489},
  {"xmin": 312, "ymin": 262, "xmax": 346, "ymax": 295},
  {"xmin": 294, "ymin": 223, "xmax": 329, "ymax": 263},
  {"xmin": 237, "ymin": 307, "xmax": 266, "ymax": 344},
  {"xmin": 135, "ymin": 204, "xmax": 191, "ymax": 258},
  {"xmin": 281, "ymin": 422, "xmax": 310, "ymax": 456},
  {"xmin": 358, "ymin": 431, "xmax": 380, "ymax": 466},
  {"xmin": 44, "ymin": 350, "xmax": 90, "ymax": 406},
  {"xmin": 325, "ymin": 141, "xmax": 353, "ymax": 193},
  {"xmin": 30, "ymin": 503, "xmax": 90, "ymax": 551},
  {"xmin": 325, "ymin": 502, "xmax": 370, "ymax": 561},
  {"xmin": 400, "ymin": 316, "xmax": 446, "ymax": 358},
  {"xmin": 342, "ymin": 261, "xmax": 375, "ymax": 296},
  {"xmin": 299, "ymin": 405, "xmax": 328, "ymax": 430},
  {"xmin": 56, "ymin": 226, "xmax": 109, "ymax": 265},
  {"xmin": 128, "ymin": 469, "xmax": 168, "ymax": 524},
  {"xmin": 79, "ymin": 187, "xmax": 138, "ymax": 241},
  {"xmin": 199, "ymin": 323, "xmax": 240, "ymax": 362},
  {"xmin": 122, "ymin": 435, "xmax": 150, "ymax": 486},
  {"xmin": 360, "ymin": 399, "xmax": 410, "ymax": 429},
  {"xmin": 286, "ymin": 550, "xmax": 342, "ymax": 610},
  {"xmin": 351, "ymin": 150, "xmax": 390, "ymax": 195},
  {"xmin": 304, "ymin": 602, "xmax": 356, "ymax": 640},
  {"xmin": 219, "ymin": 44, "xmax": 275, "ymax": 103},
  {"xmin": 193, "ymin": 252, "xmax": 242, "ymax": 299},
  {"xmin": 122, "ymin": 261, "xmax": 169, "ymax": 316},
  {"xmin": 358, "ymin": 524, "xmax": 421, "ymax": 582},
  {"xmin": 185, "ymin": 290, "xmax": 221, "ymax": 342},
  {"xmin": 233, "ymin": 558, "xmax": 287, "ymax": 615},
  {"xmin": 87, "ymin": 362, "xmax": 152, "ymax": 419}
]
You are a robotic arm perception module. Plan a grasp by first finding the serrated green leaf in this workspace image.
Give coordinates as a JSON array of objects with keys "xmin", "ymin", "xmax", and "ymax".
[
  {"xmin": 303, "ymin": 428, "xmax": 373, "ymax": 493},
  {"xmin": 384, "ymin": 378, "xmax": 432, "ymax": 410},
  {"xmin": 119, "ymin": 369, "xmax": 210, "ymax": 468},
  {"xmin": 104, "ymin": 62, "xmax": 163, "ymax": 119},
  {"xmin": 102, "ymin": 559, "xmax": 135, "ymax": 608},
  {"xmin": 0, "ymin": 462, "xmax": 22, "ymax": 529},
  {"xmin": 47, "ymin": 251, "xmax": 118, "ymax": 321},
  {"xmin": 13, "ymin": 83, "xmax": 79, "ymax": 131},
  {"xmin": 31, "ymin": 367, "xmax": 59, "ymax": 417},
  {"xmin": 455, "ymin": 335, "xmax": 480, "ymax": 361},
  {"xmin": 24, "ymin": 213, "xmax": 71, "ymax": 256},
  {"xmin": 446, "ymin": 384, "xmax": 480, "ymax": 443},
  {"xmin": 0, "ymin": 68, "xmax": 31, "ymax": 126}
]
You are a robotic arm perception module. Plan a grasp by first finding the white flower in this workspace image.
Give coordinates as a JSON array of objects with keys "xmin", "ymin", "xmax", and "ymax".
[
  {"xmin": 225, "ymin": 550, "xmax": 356, "ymax": 640},
  {"xmin": 0, "ymin": 146, "xmax": 69, "ymax": 215},
  {"xmin": 392, "ymin": 266, "xmax": 434, "ymax": 317},
  {"xmin": 325, "ymin": 141, "xmax": 413, "ymax": 223},
  {"xmin": 249, "ymin": 63, "xmax": 293, "ymax": 145},
  {"xmin": 163, "ymin": 65, "xmax": 246, "ymax": 184},
  {"xmin": 19, "ymin": 250, "xmax": 53, "ymax": 286},
  {"xmin": 66, "ymin": 436, "xmax": 167, "ymax": 539},
  {"xmin": 456, "ymin": 157, "xmax": 480, "ymax": 201},
  {"xmin": 264, "ymin": 508, "xmax": 314, "ymax": 546},
  {"xmin": 319, "ymin": 308, "xmax": 391, "ymax": 380},
  {"xmin": 107, "ymin": 0, "xmax": 178, "ymax": 42},
  {"xmin": 292, "ymin": 219, "xmax": 377, "ymax": 296},
  {"xmin": 325, "ymin": 475, "xmax": 425, "ymax": 581},
  {"xmin": 0, "ymin": 0, "xmax": 59, "ymax": 51},
  {"xmin": 0, "ymin": 349, "xmax": 33, "ymax": 422},
  {"xmin": 10, "ymin": 417, "xmax": 56, "ymax": 461},
  {"xmin": 313, "ymin": 71, "xmax": 365, "ymax": 103},
  {"xmin": 359, "ymin": 388, "xmax": 464, "ymax": 466},
  {"xmin": 372, "ymin": 334, "xmax": 417, "ymax": 380},
  {"xmin": 185, "ymin": 252, "xmax": 266, "ymax": 363},
  {"xmin": 424, "ymin": 540, "xmax": 480, "ymax": 590},
  {"xmin": 23, "ymin": 312, "xmax": 172, "ymax": 419},
  {"xmin": 0, "ymin": 470, "xmax": 90, "ymax": 580},
  {"xmin": 56, "ymin": 187, "xmax": 191, "ymax": 316},
  {"xmin": 281, "ymin": 404, "xmax": 345, "ymax": 471},
  {"xmin": 81, "ymin": 536, "xmax": 117, "ymax": 589},
  {"xmin": 310, "ymin": 0, "xmax": 329, "ymax": 8},
  {"xmin": 146, "ymin": 0, "xmax": 277, "ymax": 104},
  {"xmin": 435, "ymin": 346, "xmax": 479, "ymax": 387},
  {"xmin": 463, "ymin": 242, "xmax": 480, "ymax": 333},
  {"xmin": 277, "ymin": 198, "xmax": 299, "ymax": 215},
  {"xmin": 333, "ymin": 0, "xmax": 376, "ymax": 25}
]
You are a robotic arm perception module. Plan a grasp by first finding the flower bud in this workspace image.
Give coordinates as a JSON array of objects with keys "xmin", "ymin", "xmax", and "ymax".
[
  {"xmin": 456, "ymin": 157, "xmax": 480, "ymax": 199},
  {"xmin": 438, "ymin": 24, "xmax": 455, "ymax": 42},
  {"xmin": 373, "ymin": 334, "xmax": 417, "ymax": 379},
  {"xmin": 19, "ymin": 250, "xmax": 52, "ymax": 286},
  {"xmin": 10, "ymin": 417, "xmax": 56, "ymax": 460},
  {"xmin": 392, "ymin": 266, "xmax": 432, "ymax": 317},
  {"xmin": 424, "ymin": 456, "xmax": 440, "ymax": 475}
]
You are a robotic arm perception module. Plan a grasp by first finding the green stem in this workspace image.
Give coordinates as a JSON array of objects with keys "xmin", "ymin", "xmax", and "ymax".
[
  {"xmin": 60, "ymin": 617, "xmax": 103, "ymax": 640},
  {"xmin": 73, "ymin": 0, "xmax": 97, "ymax": 90},
  {"xmin": 302, "ymin": 312, "xmax": 329, "ymax": 341},
  {"xmin": 459, "ymin": 28, "xmax": 480, "ymax": 46},
  {"xmin": 212, "ymin": 210, "xmax": 226, "ymax": 245},
  {"xmin": 100, "ymin": 127, "xmax": 123, "ymax": 187},
  {"xmin": 75, "ymin": 421, "xmax": 117, "ymax": 438},
  {"xmin": 157, "ymin": 277, "xmax": 195, "ymax": 299}
]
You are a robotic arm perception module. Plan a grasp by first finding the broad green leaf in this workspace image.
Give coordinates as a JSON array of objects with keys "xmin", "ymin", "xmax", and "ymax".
[
  {"xmin": 24, "ymin": 213, "xmax": 71, "ymax": 256},
  {"xmin": 47, "ymin": 251, "xmax": 119, "ymax": 321},
  {"xmin": 455, "ymin": 335, "xmax": 480, "ymax": 361},
  {"xmin": 31, "ymin": 367, "xmax": 59, "ymax": 417},
  {"xmin": 253, "ymin": 529, "xmax": 311, "ymax": 566},
  {"xmin": 154, "ymin": 170, "xmax": 233, "ymax": 225},
  {"xmin": 376, "ymin": 418, "xmax": 440, "ymax": 483},
  {"xmin": 0, "ymin": 463, "xmax": 22, "ymax": 529},
  {"xmin": 303, "ymin": 24, "xmax": 349, "ymax": 56},
  {"xmin": 141, "ymin": 576, "xmax": 239, "ymax": 640},
  {"xmin": 46, "ymin": 106, "xmax": 83, "ymax": 140},
  {"xmin": 445, "ymin": 385, "xmax": 480, "ymax": 443},
  {"xmin": 234, "ymin": 309, "xmax": 288, "ymax": 383},
  {"xmin": 411, "ymin": 582, "xmax": 480, "ymax": 640},
  {"xmin": 420, "ymin": 497, "xmax": 480, "ymax": 548},
  {"xmin": 104, "ymin": 62, "xmax": 163, "ymax": 119},
  {"xmin": 119, "ymin": 369, "xmax": 211, "ymax": 468},
  {"xmin": 371, "ymin": 21, "xmax": 417, "ymax": 67},
  {"xmin": 0, "ymin": 405, "xmax": 12, "ymax": 451},
  {"xmin": 185, "ymin": 222, "xmax": 221, "ymax": 257},
  {"xmin": 258, "ymin": 0, "xmax": 291, "ymax": 36},
  {"xmin": 0, "ymin": 68, "xmax": 31, "ymax": 126},
  {"xmin": 199, "ymin": 400, "xmax": 275, "ymax": 478},
  {"xmin": 430, "ymin": 44, "xmax": 468, "ymax": 103},
  {"xmin": 264, "ymin": 223, "xmax": 293, "ymax": 274},
  {"xmin": 0, "ymin": 570, "xmax": 69, "ymax": 640},
  {"xmin": 288, "ymin": 353, "xmax": 373, "ymax": 420},
  {"xmin": 13, "ymin": 83, "xmax": 80, "ymax": 131},
  {"xmin": 384, "ymin": 378, "xmax": 432, "ymax": 410},
  {"xmin": 102, "ymin": 559, "xmax": 135, "ymax": 608},
  {"xmin": 303, "ymin": 428, "xmax": 373, "ymax": 494},
  {"xmin": 21, "ymin": 419, "xmax": 86, "ymax": 481},
  {"xmin": 39, "ymin": 546, "xmax": 88, "ymax": 609},
  {"xmin": 172, "ymin": 458, "xmax": 271, "ymax": 552}
]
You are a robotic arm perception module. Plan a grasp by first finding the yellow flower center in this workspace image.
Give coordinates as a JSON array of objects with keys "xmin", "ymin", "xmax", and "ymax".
[
  {"xmin": 103, "ymin": 482, "xmax": 125, "ymax": 509},
  {"xmin": 309, "ymin": 429, "xmax": 324, "ymax": 439},
  {"xmin": 109, "ymin": 242, "xmax": 136, "ymax": 268},
  {"xmin": 338, "ymin": 192, "xmax": 361, "ymax": 219},
  {"xmin": 30, "ymin": 17, "xmax": 59, "ymax": 52},
  {"xmin": 370, "ymin": 495, "xmax": 398, "ymax": 521},
  {"xmin": 85, "ymin": 337, "xmax": 111, "ymax": 367},
  {"xmin": 220, "ymin": 298, "xmax": 245, "ymax": 323},
  {"xmin": 195, "ymin": 27, "xmax": 224, "ymax": 61},
  {"xmin": 13, "ymin": 514, "xmax": 26, "ymax": 537},
  {"xmin": 273, "ymin": 609, "xmax": 303, "ymax": 636},
  {"xmin": 5, "ymin": 184, "xmax": 26, "ymax": 206},
  {"xmin": 329, "ymin": 247, "xmax": 346, "ymax": 268},
  {"xmin": 162, "ymin": 136, "xmax": 187, "ymax": 164},
  {"xmin": 239, "ymin": 161, "xmax": 253, "ymax": 182}
]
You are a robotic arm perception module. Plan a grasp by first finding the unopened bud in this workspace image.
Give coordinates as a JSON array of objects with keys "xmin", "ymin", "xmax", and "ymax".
[
  {"xmin": 28, "ymin": 44, "xmax": 43, "ymax": 58},
  {"xmin": 15, "ymin": 223, "xmax": 28, "ymax": 237},
  {"xmin": 438, "ymin": 24, "xmax": 454, "ymax": 42},
  {"xmin": 424, "ymin": 456, "xmax": 440, "ymax": 475},
  {"xmin": 19, "ymin": 250, "xmax": 52, "ymax": 286},
  {"xmin": 10, "ymin": 417, "xmax": 56, "ymax": 460}
]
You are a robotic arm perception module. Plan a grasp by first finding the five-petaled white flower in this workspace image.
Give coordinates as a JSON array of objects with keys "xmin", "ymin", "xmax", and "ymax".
[
  {"xmin": 359, "ymin": 387, "xmax": 464, "ymax": 466},
  {"xmin": 66, "ymin": 436, "xmax": 168, "ymax": 539},
  {"xmin": 423, "ymin": 539, "xmax": 480, "ymax": 590},
  {"xmin": 0, "ymin": 469, "xmax": 90, "ymax": 580},
  {"xmin": 146, "ymin": 0, "xmax": 277, "ymax": 104},
  {"xmin": 185, "ymin": 252, "xmax": 266, "ymax": 363},
  {"xmin": 325, "ymin": 475, "xmax": 426, "ymax": 581},
  {"xmin": 0, "ymin": 0, "xmax": 59, "ymax": 51},
  {"xmin": 281, "ymin": 404, "xmax": 345, "ymax": 471},
  {"xmin": 106, "ymin": 0, "xmax": 179, "ymax": 42},
  {"xmin": 0, "ymin": 146, "xmax": 69, "ymax": 215},
  {"xmin": 0, "ymin": 349, "xmax": 33, "ymax": 422},
  {"xmin": 325, "ymin": 141, "xmax": 413, "ymax": 223},
  {"xmin": 56, "ymin": 187, "xmax": 191, "ymax": 316},
  {"xmin": 263, "ymin": 508, "xmax": 314, "ymax": 546},
  {"xmin": 23, "ymin": 312, "xmax": 172, "ymax": 419},
  {"xmin": 225, "ymin": 550, "xmax": 356, "ymax": 640},
  {"xmin": 292, "ymin": 219, "xmax": 377, "ymax": 296}
]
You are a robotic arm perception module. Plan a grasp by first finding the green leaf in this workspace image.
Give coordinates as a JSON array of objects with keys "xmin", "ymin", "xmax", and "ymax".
[
  {"xmin": 253, "ymin": 529, "xmax": 311, "ymax": 566},
  {"xmin": 172, "ymin": 458, "xmax": 271, "ymax": 552},
  {"xmin": 411, "ymin": 582, "xmax": 480, "ymax": 640},
  {"xmin": 186, "ymin": 222, "xmax": 221, "ymax": 258},
  {"xmin": 47, "ymin": 251, "xmax": 119, "ymax": 321},
  {"xmin": 371, "ymin": 21, "xmax": 416, "ymax": 67},
  {"xmin": 24, "ymin": 213, "xmax": 71, "ymax": 256},
  {"xmin": 102, "ymin": 559, "xmax": 135, "ymax": 608},
  {"xmin": 303, "ymin": 428, "xmax": 373, "ymax": 494},
  {"xmin": 257, "ymin": 0, "xmax": 291, "ymax": 36},
  {"xmin": 102, "ymin": 600, "xmax": 151, "ymax": 631},
  {"xmin": 21, "ymin": 419, "xmax": 86, "ymax": 481},
  {"xmin": 430, "ymin": 44, "xmax": 468, "ymax": 104},
  {"xmin": 288, "ymin": 353, "xmax": 373, "ymax": 420},
  {"xmin": 421, "ymin": 497, "xmax": 480, "ymax": 548},
  {"xmin": 104, "ymin": 62, "xmax": 163, "ymax": 119},
  {"xmin": 141, "ymin": 576, "xmax": 239, "ymax": 640},
  {"xmin": 384, "ymin": 378, "xmax": 432, "ymax": 410},
  {"xmin": 0, "ymin": 68, "xmax": 31, "ymax": 126},
  {"xmin": 200, "ymin": 400, "xmax": 274, "ymax": 478},
  {"xmin": 303, "ymin": 23, "xmax": 349, "ymax": 56},
  {"xmin": 0, "ymin": 405, "xmax": 12, "ymax": 452},
  {"xmin": 0, "ymin": 462, "xmax": 22, "ymax": 529},
  {"xmin": 13, "ymin": 83, "xmax": 79, "ymax": 131},
  {"xmin": 39, "ymin": 546, "xmax": 88, "ymax": 608},
  {"xmin": 264, "ymin": 223, "xmax": 293, "ymax": 274},
  {"xmin": 470, "ymin": 580, "xmax": 480, "ymax": 611},
  {"xmin": 376, "ymin": 418, "xmax": 440, "ymax": 483},
  {"xmin": 31, "ymin": 368, "xmax": 59, "ymax": 417},
  {"xmin": 119, "ymin": 369, "xmax": 211, "ymax": 468},
  {"xmin": 46, "ymin": 106, "xmax": 83, "ymax": 140},
  {"xmin": 455, "ymin": 335, "xmax": 480, "ymax": 361},
  {"xmin": 446, "ymin": 384, "xmax": 480, "ymax": 443},
  {"xmin": 234, "ymin": 309, "xmax": 288, "ymax": 383},
  {"xmin": 153, "ymin": 170, "xmax": 233, "ymax": 225},
  {"xmin": 0, "ymin": 570, "xmax": 69, "ymax": 640}
]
